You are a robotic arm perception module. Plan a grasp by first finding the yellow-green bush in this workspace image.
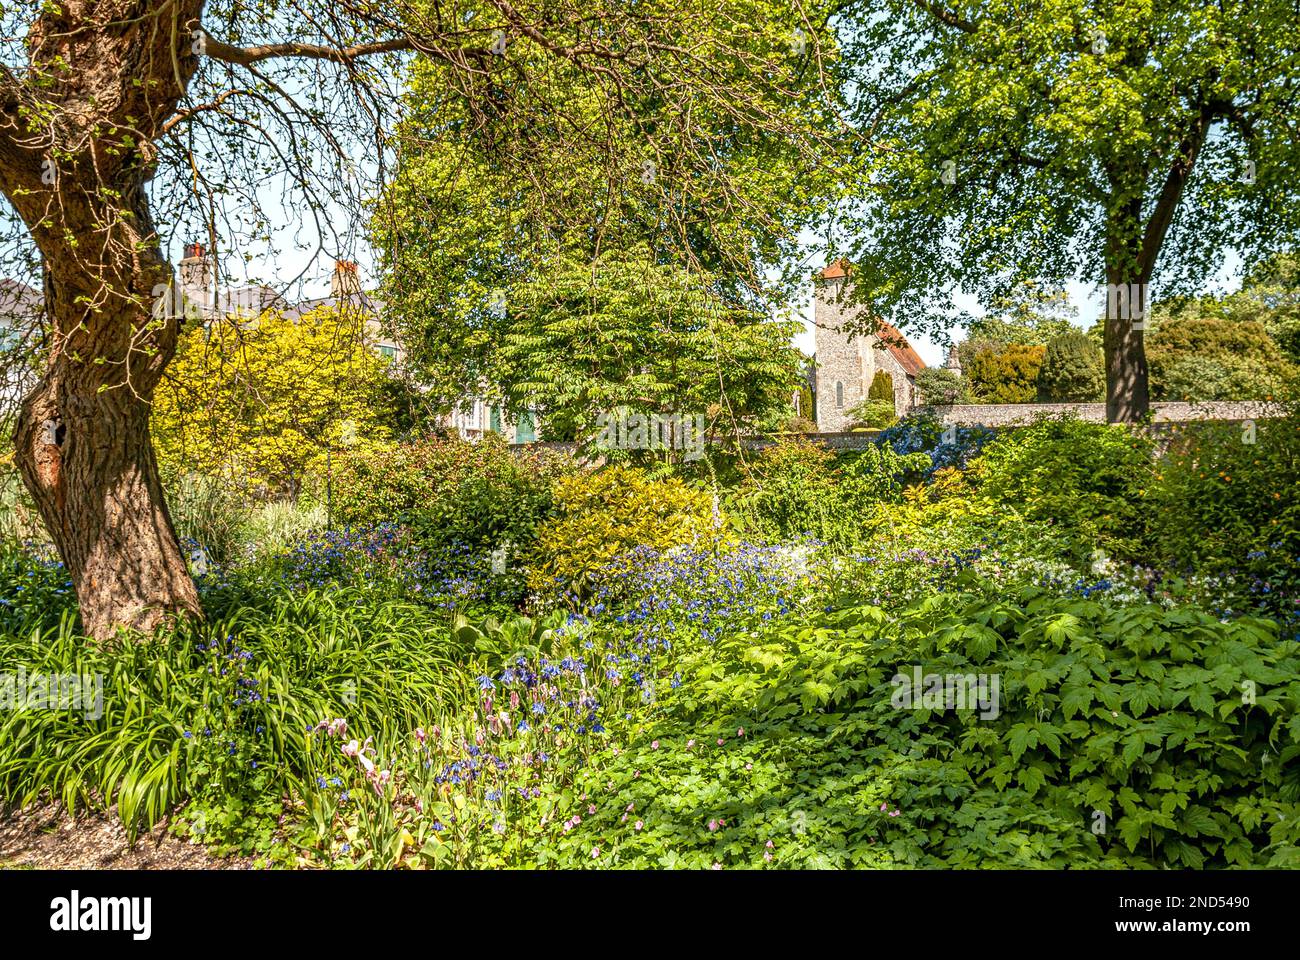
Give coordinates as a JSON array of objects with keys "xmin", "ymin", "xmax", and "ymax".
[{"xmin": 528, "ymin": 466, "xmax": 724, "ymax": 599}]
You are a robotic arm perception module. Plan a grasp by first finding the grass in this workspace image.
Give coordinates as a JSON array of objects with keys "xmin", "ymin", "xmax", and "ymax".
[{"xmin": 0, "ymin": 581, "xmax": 470, "ymax": 840}]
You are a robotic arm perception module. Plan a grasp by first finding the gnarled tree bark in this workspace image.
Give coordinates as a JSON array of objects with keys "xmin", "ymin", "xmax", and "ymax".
[{"xmin": 0, "ymin": 0, "xmax": 206, "ymax": 640}]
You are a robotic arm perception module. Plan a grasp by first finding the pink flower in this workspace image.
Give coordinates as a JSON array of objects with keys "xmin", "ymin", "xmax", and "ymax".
[
  {"xmin": 591, "ymin": 846, "xmax": 601, "ymax": 859},
  {"xmin": 621, "ymin": 813, "xmax": 628, "ymax": 823},
  {"xmin": 431, "ymin": 725, "xmax": 441, "ymax": 739},
  {"xmin": 319, "ymin": 718, "xmax": 347, "ymax": 737},
  {"xmin": 889, "ymin": 810, "xmax": 901, "ymax": 818},
  {"xmin": 626, "ymin": 802, "xmax": 635, "ymax": 812},
  {"xmin": 635, "ymin": 820, "xmax": 644, "ymax": 831},
  {"xmin": 765, "ymin": 840, "xmax": 774, "ymax": 848},
  {"xmin": 708, "ymin": 819, "xmax": 719, "ymax": 832},
  {"xmin": 745, "ymin": 763, "xmax": 753, "ymax": 771},
  {"xmin": 588, "ymin": 804, "xmax": 597, "ymax": 815},
  {"xmin": 686, "ymin": 739, "xmax": 695, "ymax": 749},
  {"xmin": 880, "ymin": 802, "xmax": 888, "ymax": 812},
  {"xmin": 763, "ymin": 851, "xmax": 773, "ymax": 862},
  {"xmin": 414, "ymin": 727, "xmax": 427, "ymax": 745},
  {"xmin": 717, "ymin": 738, "xmax": 724, "ymax": 746},
  {"xmin": 341, "ymin": 739, "xmax": 360, "ymax": 758},
  {"xmin": 737, "ymin": 727, "xmax": 745, "ymax": 737},
  {"xmin": 711, "ymin": 863, "xmax": 722, "ymax": 870},
  {"xmin": 651, "ymin": 740, "xmax": 660, "ymax": 750}
]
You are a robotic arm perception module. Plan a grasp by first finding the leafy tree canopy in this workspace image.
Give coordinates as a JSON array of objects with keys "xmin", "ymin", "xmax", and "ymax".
[{"xmin": 833, "ymin": 0, "xmax": 1300, "ymax": 419}]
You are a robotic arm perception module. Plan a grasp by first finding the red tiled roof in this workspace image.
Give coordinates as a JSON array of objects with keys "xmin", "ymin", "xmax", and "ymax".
[
  {"xmin": 875, "ymin": 322, "xmax": 927, "ymax": 376},
  {"xmin": 818, "ymin": 258, "xmax": 850, "ymax": 280}
]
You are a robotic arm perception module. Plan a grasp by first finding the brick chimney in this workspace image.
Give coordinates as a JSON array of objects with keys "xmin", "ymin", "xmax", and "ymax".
[
  {"xmin": 331, "ymin": 260, "xmax": 361, "ymax": 298},
  {"xmin": 179, "ymin": 242, "xmax": 211, "ymax": 313}
]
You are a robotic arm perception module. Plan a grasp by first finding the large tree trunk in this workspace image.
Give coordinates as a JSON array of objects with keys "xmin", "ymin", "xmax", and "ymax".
[
  {"xmin": 1102, "ymin": 264, "xmax": 1151, "ymax": 424},
  {"xmin": 0, "ymin": 1, "xmax": 208, "ymax": 640},
  {"xmin": 1101, "ymin": 106, "xmax": 1211, "ymax": 424},
  {"xmin": 13, "ymin": 351, "xmax": 201, "ymax": 640},
  {"xmin": 8, "ymin": 185, "xmax": 203, "ymax": 640},
  {"xmin": 1102, "ymin": 187, "xmax": 1152, "ymax": 424}
]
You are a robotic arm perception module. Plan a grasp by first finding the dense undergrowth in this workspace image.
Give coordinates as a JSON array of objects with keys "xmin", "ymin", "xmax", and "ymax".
[{"xmin": 1, "ymin": 412, "xmax": 1297, "ymax": 867}]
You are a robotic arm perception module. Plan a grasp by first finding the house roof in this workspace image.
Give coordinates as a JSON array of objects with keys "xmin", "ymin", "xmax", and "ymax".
[
  {"xmin": 818, "ymin": 258, "xmax": 850, "ymax": 280},
  {"xmin": 875, "ymin": 322, "xmax": 927, "ymax": 376}
]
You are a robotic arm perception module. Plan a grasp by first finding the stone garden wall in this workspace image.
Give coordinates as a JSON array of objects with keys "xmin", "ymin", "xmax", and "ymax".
[{"xmin": 926, "ymin": 400, "xmax": 1281, "ymax": 427}]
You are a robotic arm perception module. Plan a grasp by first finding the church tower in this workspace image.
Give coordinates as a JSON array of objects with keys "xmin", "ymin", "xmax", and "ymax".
[{"xmin": 813, "ymin": 260, "xmax": 926, "ymax": 431}]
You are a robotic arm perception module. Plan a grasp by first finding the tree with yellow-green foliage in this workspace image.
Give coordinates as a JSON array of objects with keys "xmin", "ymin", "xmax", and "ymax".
[{"xmin": 152, "ymin": 307, "xmax": 400, "ymax": 498}]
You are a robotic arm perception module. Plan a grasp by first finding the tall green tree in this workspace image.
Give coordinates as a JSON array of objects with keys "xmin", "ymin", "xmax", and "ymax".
[
  {"xmin": 1146, "ymin": 313, "xmax": 1291, "ymax": 400},
  {"xmin": 371, "ymin": 2, "xmax": 843, "ymax": 431},
  {"xmin": 963, "ymin": 342, "xmax": 1046, "ymax": 403},
  {"xmin": 1037, "ymin": 330, "xmax": 1105, "ymax": 402},
  {"xmin": 489, "ymin": 247, "xmax": 805, "ymax": 446},
  {"xmin": 837, "ymin": 0, "xmax": 1300, "ymax": 422}
]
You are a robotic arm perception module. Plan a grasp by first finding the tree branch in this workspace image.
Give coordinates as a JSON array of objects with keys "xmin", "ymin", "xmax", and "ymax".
[
  {"xmin": 1138, "ymin": 104, "xmax": 1214, "ymax": 283},
  {"xmin": 200, "ymin": 32, "xmax": 418, "ymax": 67},
  {"xmin": 909, "ymin": 0, "xmax": 978, "ymax": 33}
]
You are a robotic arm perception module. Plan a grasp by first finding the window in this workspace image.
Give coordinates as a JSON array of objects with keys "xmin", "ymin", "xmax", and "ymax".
[
  {"xmin": 377, "ymin": 344, "xmax": 397, "ymax": 360},
  {"xmin": 835, "ymin": 382, "xmax": 844, "ymax": 408},
  {"xmin": 489, "ymin": 406, "xmax": 502, "ymax": 433},
  {"xmin": 515, "ymin": 410, "xmax": 537, "ymax": 444}
]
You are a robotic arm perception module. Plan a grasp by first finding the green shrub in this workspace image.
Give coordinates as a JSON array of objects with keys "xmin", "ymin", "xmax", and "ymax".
[
  {"xmin": 915, "ymin": 367, "xmax": 969, "ymax": 405},
  {"xmin": 846, "ymin": 397, "xmax": 898, "ymax": 429},
  {"xmin": 1146, "ymin": 411, "xmax": 1300, "ymax": 613},
  {"xmin": 731, "ymin": 438, "xmax": 927, "ymax": 547},
  {"xmin": 730, "ymin": 439, "xmax": 850, "ymax": 544},
  {"xmin": 960, "ymin": 342, "xmax": 1046, "ymax": 403},
  {"xmin": 967, "ymin": 416, "xmax": 1154, "ymax": 558},
  {"xmin": 1036, "ymin": 331, "xmax": 1105, "ymax": 402},
  {"xmin": 333, "ymin": 433, "xmax": 566, "ymax": 560},
  {"xmin": 550, "ymin": 588, "xmax": 1300, "ymax": 868},
  {"xmin": 1148, "ymin": 315, "xmax": 1290, "ymax": 401}
]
